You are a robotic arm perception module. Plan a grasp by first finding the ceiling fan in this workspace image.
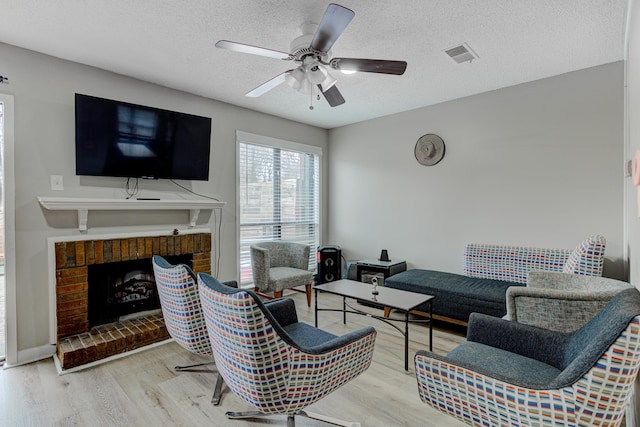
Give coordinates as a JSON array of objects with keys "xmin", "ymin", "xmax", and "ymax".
[{"xmin": 215, "ymin": 3, "xmax": 407, "ymax": 108}]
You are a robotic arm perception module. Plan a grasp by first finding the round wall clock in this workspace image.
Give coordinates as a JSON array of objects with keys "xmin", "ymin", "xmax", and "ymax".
[{"xmin": 414, "ymin": 134, "xmax": 445, "ymax": 166}]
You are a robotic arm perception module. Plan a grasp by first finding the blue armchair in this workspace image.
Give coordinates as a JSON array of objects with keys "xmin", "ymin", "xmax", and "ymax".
[
  {"xmin": 197, "ymin": 272, "xmax": 377, "ymax": 426},
  {"xmin": 415, "ymin": 287, "xmax": 640, "ymax": 426}
]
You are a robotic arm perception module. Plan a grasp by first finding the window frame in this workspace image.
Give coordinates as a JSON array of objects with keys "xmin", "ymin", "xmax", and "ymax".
[{"xmin": 236, "ymin": 131, "xmax": 322, "ymax": 287}]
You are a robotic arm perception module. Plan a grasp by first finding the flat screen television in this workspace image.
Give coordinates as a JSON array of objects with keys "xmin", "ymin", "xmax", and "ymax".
[{"xmin": 75, "ymin": 93, "xmax": 212, "ymax": 180}]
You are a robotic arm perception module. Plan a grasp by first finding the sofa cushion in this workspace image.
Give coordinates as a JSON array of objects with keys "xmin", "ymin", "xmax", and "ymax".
[{"xmin": 385, "ymin": 269, "xmax": 523, "ymax": 322}]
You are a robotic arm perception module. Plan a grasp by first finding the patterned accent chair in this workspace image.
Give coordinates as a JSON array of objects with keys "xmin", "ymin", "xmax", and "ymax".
[
  {"xmin": 506, "ymin": 271, "xmax": 633, "ymax": 332},
  {"xmin": 152, "ymin": 256, "xmax": 236, "ymax": 405},
  {"xmin": 250, "ymin": 241, "xmax": 314, "ymax": 307},
  {"xmin": 197, "ymin": 272, "xmax": 377, "ymax": 426},
  {"xmin": 414, "ymin": 288, "xmax": 640, "ymax": 427}
]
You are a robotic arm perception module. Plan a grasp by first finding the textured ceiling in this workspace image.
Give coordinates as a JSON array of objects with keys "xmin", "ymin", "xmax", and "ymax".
[{"xmin": 0, "ymin": 0, "xmax": 628, "ymax": 129}]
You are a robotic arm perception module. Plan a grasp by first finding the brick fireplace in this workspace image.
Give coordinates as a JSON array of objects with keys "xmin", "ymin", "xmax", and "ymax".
[{"xmin": 52, "ymin": 231, "xmax": 212, "ymax": 370}]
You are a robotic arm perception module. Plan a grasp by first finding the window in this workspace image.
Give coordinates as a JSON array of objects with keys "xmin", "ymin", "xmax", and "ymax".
[{"xmin": 237, "ymin": 132, "xmax": 321, "ymax": 286}]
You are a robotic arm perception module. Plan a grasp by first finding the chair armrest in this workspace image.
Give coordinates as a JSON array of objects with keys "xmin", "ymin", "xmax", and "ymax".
[
  {"xmin": 263, "ymin": 297, "xmax": 298, "ymax": 327},
  {"xmin": 221, "ymin": 280, "xmax": 238, "ymax": 288},
  {"xmin": 303, "ymin": 326, "xmax": 377, "ymax": 354},
  {"xmin": 527, "ymin": 271, "xmax": 630, "ymax": 291},
  {"xmin": 250, "ymin": 246, "xmax": 270, "ymax": 289},
  {"xmin": 506, "ymin": 285, "xmax": 626, "ymax": 332},
  {"xmin": 283, "ymin": 243, "xmax": 311, "ymax": 271},
  {"xmin": 466, "ymin": 313, "xmax": 569, "ymax": 369}
]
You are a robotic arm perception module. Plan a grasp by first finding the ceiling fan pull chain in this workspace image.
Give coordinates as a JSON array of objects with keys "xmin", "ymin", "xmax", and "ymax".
[{"xmin": 309, "ymin": 86, "xmax": 314, "ymax": 110}]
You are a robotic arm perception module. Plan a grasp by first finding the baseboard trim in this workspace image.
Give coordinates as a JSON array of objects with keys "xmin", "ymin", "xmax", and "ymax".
[{"xmin": 3, "ymin": 343, "xmax": 56, "ymax": 369}]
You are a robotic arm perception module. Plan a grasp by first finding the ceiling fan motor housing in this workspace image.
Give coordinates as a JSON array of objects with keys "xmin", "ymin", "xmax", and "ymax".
[{"xmin": 290, "ymin": 22, "xmax": 330, "ymax": 62}]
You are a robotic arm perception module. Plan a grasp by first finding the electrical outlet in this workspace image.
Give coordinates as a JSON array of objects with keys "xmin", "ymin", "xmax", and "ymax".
[{"xmin": 50, "ymin": 175, "xmax": 63, "ymax": 191}]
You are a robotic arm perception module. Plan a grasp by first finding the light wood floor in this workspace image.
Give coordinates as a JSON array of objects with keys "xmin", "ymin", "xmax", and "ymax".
[{"xmin": 0, "ymin": 291, "xmax": 467, "ymax": 426}]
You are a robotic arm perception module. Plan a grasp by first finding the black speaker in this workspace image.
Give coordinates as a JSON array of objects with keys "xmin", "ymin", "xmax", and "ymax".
[{"xmin": 317, "ymin": 245, "xmax": 342, "ymax": 284}]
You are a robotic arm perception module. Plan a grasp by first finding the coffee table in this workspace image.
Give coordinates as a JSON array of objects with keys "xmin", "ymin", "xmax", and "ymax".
[{"xmin": 314, "ymin": 279, "xmax": 434, "ymax": 371}]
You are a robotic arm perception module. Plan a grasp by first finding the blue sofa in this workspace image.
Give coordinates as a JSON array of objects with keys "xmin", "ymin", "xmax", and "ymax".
[{"xmin": 384, "ymin": 235, "xmax": 606, "ymax": 325}]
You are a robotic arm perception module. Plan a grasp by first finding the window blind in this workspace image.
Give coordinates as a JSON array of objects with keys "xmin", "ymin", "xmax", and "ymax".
[{"xmin": 238, "ymin": 134, "xmax": 320, "ymax": 286}]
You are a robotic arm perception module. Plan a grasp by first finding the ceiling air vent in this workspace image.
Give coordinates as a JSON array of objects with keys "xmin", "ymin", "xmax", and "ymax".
[{"xmin": 444, "ymin": 43, "xmax": 478, "ymax": 64}]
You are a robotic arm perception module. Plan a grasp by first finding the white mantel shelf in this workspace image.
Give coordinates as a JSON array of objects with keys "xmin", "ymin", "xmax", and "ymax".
[{"xmin": 38, "ymin": 196, "xmax": 225, "ymax": 231}]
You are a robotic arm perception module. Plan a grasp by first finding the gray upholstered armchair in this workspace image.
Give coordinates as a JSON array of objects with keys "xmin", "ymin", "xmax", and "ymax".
[
  {"xmin": 506, "ymin": 271, "xmax": 633, "ymax": 332},
  {"xmin": 250, "ymin": 241, "xmax": 314, "ymax": 307}
]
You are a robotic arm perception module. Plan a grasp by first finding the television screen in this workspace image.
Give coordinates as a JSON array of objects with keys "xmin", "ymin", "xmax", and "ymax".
[{"xmin": 75, "ymin": 94, "xmax": 211, "ymax": 180}]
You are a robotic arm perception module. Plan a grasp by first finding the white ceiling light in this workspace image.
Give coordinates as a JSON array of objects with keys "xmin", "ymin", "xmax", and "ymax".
[{"xmin": 285, "ymin": 58, "xmax": 337, "ymax": 95}]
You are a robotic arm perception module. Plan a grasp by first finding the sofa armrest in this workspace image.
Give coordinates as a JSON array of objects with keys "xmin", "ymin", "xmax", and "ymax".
[{"xmin": 466, "ymin": 313, "xmax": 569, "ymax": 368}]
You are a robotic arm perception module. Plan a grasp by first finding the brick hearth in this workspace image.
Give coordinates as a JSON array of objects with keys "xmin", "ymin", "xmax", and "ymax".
[{"xmin": 54, "ymin": 232, "xmax": 211, "ymax": 370}]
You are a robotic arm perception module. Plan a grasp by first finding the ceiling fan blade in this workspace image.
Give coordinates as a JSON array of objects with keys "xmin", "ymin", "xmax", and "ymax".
[
  {"xmin": 310, "ymin": 3, "xmax": 355, "ymax": 53},
  {"xmin": 215, "ymin": 40, "xmax": 291, "ymax": 60},
  {"xmin": 246, "ymin": 71, "xmax": 292, "ymax": 97},
  {"xmin": 318, "ymin": 84, "xmax": 346, "ymax": 107},
  {"xmin": 330, "ymin": 58, "xmax": 407, "ymax": 75}
]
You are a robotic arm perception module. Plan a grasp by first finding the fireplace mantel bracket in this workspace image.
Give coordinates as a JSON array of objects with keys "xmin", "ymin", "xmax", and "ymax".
[{"xmin": 38, "ymin": 197, "xmax": 225, "ymax": 231}]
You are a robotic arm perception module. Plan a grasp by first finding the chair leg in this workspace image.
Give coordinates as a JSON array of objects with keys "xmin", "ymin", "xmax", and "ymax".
[
  {"xmin": 232, "ymin": 412, "xmax": 293, "ymax": 427},
  {"xmin": 274, "ymin": 291, "xmax": 283, "ymax": 299},
  {"xmin": 211, "ymin": 373, "xmax": 225, "ymax": 406},
  {"xmin": 225, "ymin": 409, "xmax": 360, "ymax": 426},
  {"xmin": 225, "ymin": 410, "xmax": 270, "ymax": 420},
  {"xmin": 296, "ymin": 410, "xmax": 361, "ymax": 427},
  {"xmin": 174, "ymin": 361, "xmax": 216, "ymax": 372},
  {"xmin": 383, "ymin": 307, "xmax": 391, "ymax": 318},
  {"xmin": 305, "ymin": 284, "xmax": 312, "ymax": 307},
  {"xmin": 174, "ymin": 360, "xmax": 225, "ymax": 406}
]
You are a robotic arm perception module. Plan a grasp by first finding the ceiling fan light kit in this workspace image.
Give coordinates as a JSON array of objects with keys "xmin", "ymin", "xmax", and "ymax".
[{"xmin": 215, "ymin": 3, "xmax": 407, "ymax": 108}]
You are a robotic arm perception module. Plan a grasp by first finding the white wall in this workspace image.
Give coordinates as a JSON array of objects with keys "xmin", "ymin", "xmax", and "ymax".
[
  {"xmin": 329, "ymin": 62, "xmax": 624, "ymax": 279},
  {"xmin": 0, "ymin": 42, "xmax": 328, "ymax": 364},
  {"xmin": 627, "ymin": 0, "xmax": 640, "ymax": 288},
  {"xmin": 624, "ymin": 0, "xmax": 640, "ymax": 421}
]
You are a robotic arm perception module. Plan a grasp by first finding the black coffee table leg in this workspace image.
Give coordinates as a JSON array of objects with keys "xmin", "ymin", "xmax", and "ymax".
[
  {"xmin": 429, "ymin": 300, "xmax": 433, "ymax": 351},
  {"xmin": 343, "ymin": 296, "xmax": 346, "ymax": 324},
  {"xmin": 405, "ymin": 310, "xmax": 409, "ymax": 371},
  {"xmin": 314, "ymin": 288, "xmax": 318, "ymax": 327}
]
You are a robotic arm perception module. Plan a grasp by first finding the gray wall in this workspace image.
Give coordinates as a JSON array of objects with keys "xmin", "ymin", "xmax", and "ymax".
[
  {"xmin": 628, "ymin": 0, "xmax": 640, "ymax": 288},
  {"xmin": 328, "ymin": 62, "xmax": 624, "ymax": 279},
  {"xmin": 625, "ymin": 0, "xmax": 640, "ymax": 420},
  {"xmin": 0, "ymin": 42, "xmax": 328, "ymax": 363}
]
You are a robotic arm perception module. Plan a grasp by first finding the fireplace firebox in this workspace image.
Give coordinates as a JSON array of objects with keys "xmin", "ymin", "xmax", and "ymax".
[{"xmin": 88, "ymin": 255, "xmax": 191, "ymax": 327}]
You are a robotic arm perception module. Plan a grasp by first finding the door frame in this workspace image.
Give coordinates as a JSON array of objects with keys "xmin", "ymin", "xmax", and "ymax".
[{"xmin": 0, "ymin": 93, "xmax": 16, "ymax": 365}]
